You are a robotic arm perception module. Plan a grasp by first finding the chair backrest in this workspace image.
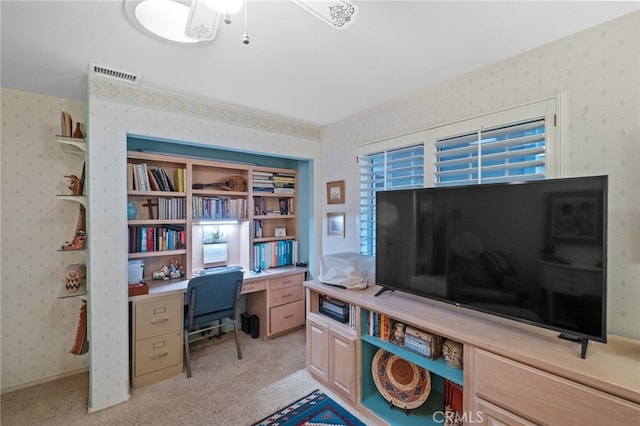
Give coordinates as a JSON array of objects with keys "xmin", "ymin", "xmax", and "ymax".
[{"xmin": 185, "ymin": 270, "xmax": 243, "ymax": 332}]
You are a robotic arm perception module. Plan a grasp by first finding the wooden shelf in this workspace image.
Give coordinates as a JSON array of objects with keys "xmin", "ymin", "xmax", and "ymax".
[
  {"xmin": 128, "ymin": 219, "xmax": 186, "ymax": 226},
  {"xmin": 58, "ymin": 282, "xmax": 87, "ymax": 299},
  {"xmin": 57, "ymin": 194, "xmax": 87, "ymax": 207},
  {"xmin": 128, "ymin": 249, "xmax": 187, "ymax": 259},
  {"xmin": 128, "ymin": 190, "xmax": 185, "ymax": 197},
  {"xmin": 56, "ymin": 136, "xmax": 86, "ymax": 156}
]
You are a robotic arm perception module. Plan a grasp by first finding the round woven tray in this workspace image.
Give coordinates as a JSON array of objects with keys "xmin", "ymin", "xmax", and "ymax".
[{"xmin": 371, "ymin": 349, "xmax": 431, "ymax": 410}]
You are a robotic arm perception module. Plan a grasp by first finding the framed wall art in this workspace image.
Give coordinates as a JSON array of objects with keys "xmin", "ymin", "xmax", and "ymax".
[
  {"xmin": 545, "ymin": 191, "xmax": 602, "ymax": 244},
  {"xmin": 326, "ymin": 180, "xmax": 345, "ymax": 204},
  {"xmin": 327, "ymin": 212, "xmax": 345, "ymax": 238}
]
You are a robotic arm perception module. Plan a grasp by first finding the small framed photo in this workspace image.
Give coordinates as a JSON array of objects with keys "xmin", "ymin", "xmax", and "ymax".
[
  {"xmin": 327, "ymin": 212, "xmax": 345, "ymax": 238},
  {"xmin": 326, "ymin": 180, "xmax": 345, "ymax": 204},
  {"xmin": 274, "ymin": 227, "xmax": 287, "ymax": 237}
]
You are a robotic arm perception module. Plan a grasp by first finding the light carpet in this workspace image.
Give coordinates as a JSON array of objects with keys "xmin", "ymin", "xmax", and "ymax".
[{"xmin": 1, "ymin": 328, "xmax": 374, "ymax": 426}]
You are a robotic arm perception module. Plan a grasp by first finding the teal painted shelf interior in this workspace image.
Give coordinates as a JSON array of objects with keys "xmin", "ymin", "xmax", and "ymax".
[{"xmin": 360, "ymin": 308, "xmax": 464, "ymax": 424}]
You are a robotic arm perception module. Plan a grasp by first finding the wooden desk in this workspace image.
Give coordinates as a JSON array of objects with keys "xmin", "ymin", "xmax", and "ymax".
[{"xmin": 129, "ymin": 266, "xmax": 306, "ymax": 388}]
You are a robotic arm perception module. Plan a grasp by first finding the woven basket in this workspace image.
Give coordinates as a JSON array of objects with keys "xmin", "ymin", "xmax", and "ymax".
[{"xmin": 371, "ymin": 349, "xmax": 431, "ymax": 410}]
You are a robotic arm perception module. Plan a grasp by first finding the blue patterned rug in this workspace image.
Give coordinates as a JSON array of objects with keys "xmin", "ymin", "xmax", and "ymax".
[{"xmin": 252, "ymin": 389, "xmax": 366, "ymax": 426}]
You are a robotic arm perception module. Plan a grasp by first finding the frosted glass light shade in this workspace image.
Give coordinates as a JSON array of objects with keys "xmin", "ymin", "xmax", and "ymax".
[
  {"xmin": 202, "ymin": 0, "xmax": 243, "ymax": 14},
  {"xmin": 134, "ymin": 0, "xmax": 199, "ymax": 44}
]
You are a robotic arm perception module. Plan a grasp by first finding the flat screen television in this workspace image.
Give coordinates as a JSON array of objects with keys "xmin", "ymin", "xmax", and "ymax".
[{"xmin": 375, "ymin": 175, "xmax": 607, "ymax": 357}]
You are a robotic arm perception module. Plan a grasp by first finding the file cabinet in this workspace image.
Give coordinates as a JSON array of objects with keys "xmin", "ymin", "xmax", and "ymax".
[{"xmin": 130, "ymin": 293, "xmax": 183, "ymax": 387}]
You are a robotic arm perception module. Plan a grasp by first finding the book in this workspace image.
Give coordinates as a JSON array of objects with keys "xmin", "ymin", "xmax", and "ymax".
[
  {"xmin": 147, "ymin": 168, "xmax": 160, "ymax": 191},
  {"xmin": 60, "ymin": 111, "xmax": 73, "ymax": 137}
]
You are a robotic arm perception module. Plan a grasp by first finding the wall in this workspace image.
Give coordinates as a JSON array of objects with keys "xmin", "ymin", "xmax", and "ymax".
[
  {"xmin": 1, "ymin": 90, "xmax": 90, "ymax": 391},
  {"xmin": 321, "ymin": 12, "xmax": 640, "ymax": 339},
  {"xmin": 85, "ymin": 79, "xmax": 322, "ymax": 410},
  {"xmin": 0, "ymin": 83, "xmax": 323, "ymax": 410}
]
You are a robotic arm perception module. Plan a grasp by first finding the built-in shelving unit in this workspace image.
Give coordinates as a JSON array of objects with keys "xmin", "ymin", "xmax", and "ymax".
[
  {"xmin": 56, "ymin": 136, "xmax": 88, "ymax": 299},
  {"xmin": 126, "ymin": 151, "xmax": 299, "ymax": 281},
  {"xmin": 304, "ymin": 280, "xmax": 640, "ymax": 426}
]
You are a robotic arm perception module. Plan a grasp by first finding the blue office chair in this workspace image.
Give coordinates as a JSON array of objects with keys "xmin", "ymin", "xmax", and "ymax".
[{"xmin": 184, "ymin": 270, "xmax": 244, "ymax": 378}]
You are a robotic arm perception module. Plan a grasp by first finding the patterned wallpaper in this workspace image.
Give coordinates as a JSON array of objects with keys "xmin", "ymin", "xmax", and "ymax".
[
  {"xmin": 1, "ymin": 9, "xmax": 637, "ymax": 411},
  {"xmin": 322, "ymin": 11, "xmax": 639, "ymax": 339},
  {"xmin": 1, "ymin": 91, "xmax": 89, "ymax": 390}
]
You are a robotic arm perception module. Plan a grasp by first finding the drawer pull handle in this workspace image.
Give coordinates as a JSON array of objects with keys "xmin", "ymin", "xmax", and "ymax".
[
  {"xmin": 150, "ymin": 352, "xmax": 169, "ymax": 360},
  {"xmin": 284, "ymin": 314, "xmax": 295, "ymax": 319},
  {"xmin": 282, "ymin": 293, "xmax": 293, "ymax": 298},
  {"xmin": 150, "ymin": 317, "xmax": 169, "ymax": 324},
  {"xmin": 282, "ymin": 280, "xmax": 292, "ymax": 284}
]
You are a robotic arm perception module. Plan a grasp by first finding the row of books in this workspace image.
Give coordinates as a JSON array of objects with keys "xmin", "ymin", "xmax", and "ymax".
[
  {"xmin": 128, "ymin": 225, "xmax": 186, "ymax": 253},
  {"xmin": 192, "ymin": 196, "xmax": 248, "ymax": 220},
  {"xmin": 366, "ymin": 310, "xmax": 444, "ymax": 360},
  {"xmin": 253, "ymin": 197, "xmax": 294, "ymax": 216},
  {"xmin": 252, "ymin": 171, "xmax": 295, "ymax": 194},
  {"xmin": 128, "ymin": 163, "xmax": 186, "ymax": 192},
  {"xmin": 253, "ymin": 240, "xmax": 298, "ymax": 270},
  {"xmin": 156, "ymin": 197, "xmax": 186, "ymax": 220}
]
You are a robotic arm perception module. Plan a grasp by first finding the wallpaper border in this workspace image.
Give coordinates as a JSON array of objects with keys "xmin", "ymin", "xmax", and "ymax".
[{"xmin": 89, "ymin": 78, "xmax": 321, "ymax": 141}]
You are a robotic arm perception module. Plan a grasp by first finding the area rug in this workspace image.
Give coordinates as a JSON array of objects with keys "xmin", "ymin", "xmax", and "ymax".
[{"xmin": 252, "ymin": 389, "xmax": 366, "ymax": 426}]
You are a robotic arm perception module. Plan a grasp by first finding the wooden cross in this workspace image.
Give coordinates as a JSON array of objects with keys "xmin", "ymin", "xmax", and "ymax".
[{"xmin": 143, "ymin": 198, "xmax": 157, "ymax": 220}]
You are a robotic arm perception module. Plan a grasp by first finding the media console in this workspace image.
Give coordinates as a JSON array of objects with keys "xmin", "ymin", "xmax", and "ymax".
[{"xmin": 304, "ymin": 280, "xmax": 640, "ymax": 425}]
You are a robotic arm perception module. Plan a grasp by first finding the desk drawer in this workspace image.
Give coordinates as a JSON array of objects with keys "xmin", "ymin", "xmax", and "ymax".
[
  {"xmin": 270, "ymin": 299, "xmax": 305, "ymax": 335},
  {"xmin": 473, "ymin": 348, "xmax": 640, "ymax": 424},
  {"xmin": 135, "ymin": 295, "xmax": 182, "ymax": 340},
  {"xmin": 268, "ymin": 285, "xmax": 303, "ymax": 308},
  {"xmin": 134, "ymin": 331, "xmax": 182, "ymax": 377},
  {"xmin": 241, "ymin": 280, "xmax": 266, "ymax": 294},
  {"xmin": 269, "ymin": 273, "xmax": 303, "ymax": 292}
]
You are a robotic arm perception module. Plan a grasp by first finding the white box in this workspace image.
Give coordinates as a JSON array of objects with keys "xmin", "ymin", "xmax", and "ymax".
[{"xmin": 128, "ymin": 259, "xmax": 144, "ymax": 284}]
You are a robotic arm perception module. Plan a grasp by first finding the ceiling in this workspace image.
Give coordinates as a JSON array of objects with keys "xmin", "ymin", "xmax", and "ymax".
[{"xmin": 1, "ymin": 1, "xmax": 638, "ymax": 127}]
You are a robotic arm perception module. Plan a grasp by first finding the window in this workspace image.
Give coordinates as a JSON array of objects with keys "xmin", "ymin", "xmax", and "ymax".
[
  {"xmin": 358, "ymin": 98, "xmax": 559, "ymax": 257},
  {"xmin": 428, "ymin": 98, "xmax": 558, "ymax": 187},
  {"xmin": 435, "ymin": 118, "xmax": 546, "ymax": 186},
  {"xmin": 359, "ymin": 133, "xmax": 425, "ymax": 256}
]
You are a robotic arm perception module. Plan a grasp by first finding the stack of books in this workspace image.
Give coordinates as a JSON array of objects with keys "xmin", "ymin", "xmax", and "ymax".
[
  {"xmin": 252, "ymin": 171, "xmax": 274, "ymax": 193},
  {"xmin": 272, "ymin": 172, "xmax": 295, "ymax": 195}
]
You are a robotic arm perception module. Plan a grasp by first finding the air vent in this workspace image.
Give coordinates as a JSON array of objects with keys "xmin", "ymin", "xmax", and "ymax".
[{"xmin": 88, "ymin": 63, "xmax": 141, "ymax": 85}]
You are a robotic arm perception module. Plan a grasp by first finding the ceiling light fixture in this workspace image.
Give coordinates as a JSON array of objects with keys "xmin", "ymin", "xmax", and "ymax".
[
  {"xmin": 124, "ymin": 0, "xmax": 358, "ymax": 45},
  {"xmin": 125, "ymin": 0, "xmax": 244, "ymax": 45}
]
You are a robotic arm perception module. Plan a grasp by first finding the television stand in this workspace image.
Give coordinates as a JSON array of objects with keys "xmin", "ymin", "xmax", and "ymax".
[
  {"xmin": 374, "ymin": 286, "xmax": 394, "ymax": 297},
  {"xmin": 559, "ymin": 333, "xmax": 590, "ymax": 359}
]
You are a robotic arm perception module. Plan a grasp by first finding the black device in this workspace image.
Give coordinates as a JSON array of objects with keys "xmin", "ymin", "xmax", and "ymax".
[
  {"xmin": 375, "ymin": 175, "xmax": 607, "ymax": 358},
  {"xmin": 250, "ymin": 315, "xmax": 260, "ymax": 339}
]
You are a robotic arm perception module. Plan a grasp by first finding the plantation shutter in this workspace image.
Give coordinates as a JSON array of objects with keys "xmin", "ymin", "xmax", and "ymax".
[
  {"xmin": 434, "ymin": 118, "xmax": 546, "ymax": 186},
  {"xmin": 360, "ymin": 144, "xmax": 424, "ymax": 256}
]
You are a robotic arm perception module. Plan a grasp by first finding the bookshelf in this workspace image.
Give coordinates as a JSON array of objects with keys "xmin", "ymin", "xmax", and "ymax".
[
  {"xmin": 57, "ymin": 136, "xmax": 88, "ymax": 299},
  {"xmin": 126, "ymin": 152, "xmax": 299, "ymax": 281}
]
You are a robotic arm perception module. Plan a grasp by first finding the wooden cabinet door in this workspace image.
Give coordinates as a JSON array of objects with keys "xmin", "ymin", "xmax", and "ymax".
[
  {"xmin": 306, "ymin": 318, "xmax": 329, "ymax": 382},
  {"xmin": 328, "ymin": 329, "xmax": 356, "ymax": 402}
]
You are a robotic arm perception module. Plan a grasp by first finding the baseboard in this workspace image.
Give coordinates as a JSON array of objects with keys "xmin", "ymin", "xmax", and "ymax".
[{"xmin": 0, "ymin": 366, "xmax": 89, "ymax": 395}]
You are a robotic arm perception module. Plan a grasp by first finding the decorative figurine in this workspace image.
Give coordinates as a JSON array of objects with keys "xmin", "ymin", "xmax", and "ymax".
[
  {"xmin": 442, "ymin": 339, "xmax": 464, "ymax": 369},
  {"xmin": 61, "ymin": 230, "xmax": 86, "ymax": 250},
  {"xmin": 65, "ymin": 175, "xmax": 83, "ymax": 196},
  {"xmin": 393, "ymin": 322, "xmax": 406, "ymax": 345}
]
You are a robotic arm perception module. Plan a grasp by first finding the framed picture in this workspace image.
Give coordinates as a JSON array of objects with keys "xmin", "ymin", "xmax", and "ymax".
[
  {"xmin": 327, "ymin": 212, "xmax": 345, "ymax": 238},
  {"xmin": 327, "ymin": 180, "xmax": 345, "ymax": 204},
  {"xmin": 545, "ymin": 191, "xmax": 602, "ymax": 244}
]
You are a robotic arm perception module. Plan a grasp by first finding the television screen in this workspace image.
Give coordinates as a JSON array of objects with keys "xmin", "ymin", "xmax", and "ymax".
[{"xmin": 375, "ymin": 176, "xmax": 607, "ymax": 345}]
